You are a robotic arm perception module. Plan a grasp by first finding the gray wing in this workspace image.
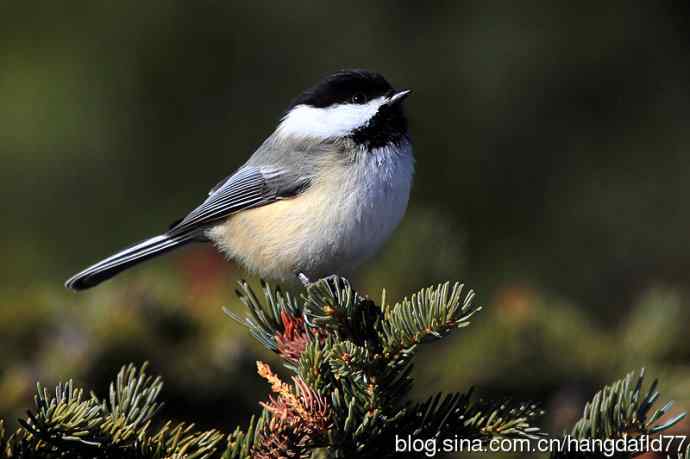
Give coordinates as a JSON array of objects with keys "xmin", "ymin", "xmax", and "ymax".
[{"xmin": 168, "ymin": 166, "xmax": 309, "ymax": 236}]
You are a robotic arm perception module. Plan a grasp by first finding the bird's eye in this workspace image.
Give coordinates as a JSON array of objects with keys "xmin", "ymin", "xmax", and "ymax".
[{"xmin": 351, "ymin": 93, "xmax": 367, "ymax": 104}]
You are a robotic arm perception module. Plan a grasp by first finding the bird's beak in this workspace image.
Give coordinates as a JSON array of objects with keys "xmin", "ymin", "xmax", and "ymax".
[{"xmin": 387, "ymin": 89, "xmax": 412, "ymax": 105}]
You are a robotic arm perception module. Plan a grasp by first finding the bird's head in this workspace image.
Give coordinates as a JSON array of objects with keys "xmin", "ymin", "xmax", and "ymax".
[{"xmin": 277, "ymin": 69, "xmax": 411, "ymax": 149}]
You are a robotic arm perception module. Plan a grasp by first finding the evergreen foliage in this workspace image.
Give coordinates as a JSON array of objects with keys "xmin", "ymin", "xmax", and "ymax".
[
  {"xmin": 552, "ymin": 369, "xmax": 687, "ymax": 459},
  {"xmin": 0, "ymin": 276, "xmax": 686, "ymax": 458}
]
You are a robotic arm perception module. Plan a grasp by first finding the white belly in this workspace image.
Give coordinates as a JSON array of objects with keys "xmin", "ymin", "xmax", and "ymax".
[{"xmin": 207, "ymin": 144, "xmax": 413, "ymax": 284}]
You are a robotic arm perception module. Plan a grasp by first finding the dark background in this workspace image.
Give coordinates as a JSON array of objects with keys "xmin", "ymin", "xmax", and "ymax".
[{"xmin": 1, "ymin": 2, "xmax": 689, "ymax": 456}]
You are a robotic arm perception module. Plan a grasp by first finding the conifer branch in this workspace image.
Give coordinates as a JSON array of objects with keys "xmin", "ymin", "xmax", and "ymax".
[
  {"xmin": 552, "ymin": 369, "xmax": 687, "ymax": 458},
  {"xmin": 1, "ymin": 276, "xmax": 686, "ymax": 458},
  {"xmin": 378, "ymin": 281, "xmax": 480, "ymax": 360},
  {"xmin": 3, "ymin": 364, "xmax": 226, "ymax": 459},
  {"xmin": 225, "ymin": 280, "xmax": 302, "ymax": 353}
]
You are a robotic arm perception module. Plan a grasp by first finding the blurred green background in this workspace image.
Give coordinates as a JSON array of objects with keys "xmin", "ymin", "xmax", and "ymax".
[{"xmin": 1, "ymin": 1, "xmax": 690, "ymax": 456}]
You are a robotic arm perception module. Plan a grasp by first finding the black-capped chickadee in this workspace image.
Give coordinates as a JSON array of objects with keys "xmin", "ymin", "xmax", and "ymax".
[{"xmin": 65, "ymin": 70, "xmax": 414, "ymax": 290}]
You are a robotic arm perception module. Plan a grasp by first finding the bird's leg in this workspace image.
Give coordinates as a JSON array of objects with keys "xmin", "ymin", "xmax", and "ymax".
[
  {"xmin": 296, "ymin": 272, "xmax": 345, "ymax": 291},
  {"xmin": 297, "ymin": 272, "xmax": 311, "ymax": 287}
]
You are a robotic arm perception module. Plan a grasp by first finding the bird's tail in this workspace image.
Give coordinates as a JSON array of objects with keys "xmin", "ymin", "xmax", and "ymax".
[{"xmin": 65, "ymin": 232, "xmax": 199, "ymax": 291}]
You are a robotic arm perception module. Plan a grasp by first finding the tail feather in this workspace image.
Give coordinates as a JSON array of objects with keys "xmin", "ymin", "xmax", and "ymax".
[{"xmin": 65, "ymin": 233, "xmax": 198, "ymax": 291}]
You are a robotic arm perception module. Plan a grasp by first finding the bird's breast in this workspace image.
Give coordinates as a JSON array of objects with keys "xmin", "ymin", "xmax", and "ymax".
[{"xmin": 208, "ymin": 143, "xmax": 414, "ymax": 283}]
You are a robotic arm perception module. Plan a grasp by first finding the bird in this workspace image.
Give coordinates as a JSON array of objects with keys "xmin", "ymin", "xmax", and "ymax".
[{"xmin": 65, "ymin": 69, "xmax": 414, "ymax": 291}]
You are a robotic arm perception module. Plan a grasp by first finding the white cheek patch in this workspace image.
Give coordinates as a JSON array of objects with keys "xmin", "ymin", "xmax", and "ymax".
[{"xmin": 276, "ymin": 96, "xmax": 387, "ymax": 140}]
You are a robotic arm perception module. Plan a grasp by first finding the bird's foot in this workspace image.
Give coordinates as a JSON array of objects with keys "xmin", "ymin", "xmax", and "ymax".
[
  {"xmin": 297, "ymin": 272, "xmax": 311, "ymax": 287},
  {"xmin": 296, "ymin": 272, "xmax": 346, "ymax": 291}
]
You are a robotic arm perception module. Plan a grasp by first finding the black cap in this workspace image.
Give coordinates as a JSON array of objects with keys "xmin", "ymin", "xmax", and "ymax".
[{"xmin": 289, "ymin": 69, "xmax": 394, "ymax": 109}]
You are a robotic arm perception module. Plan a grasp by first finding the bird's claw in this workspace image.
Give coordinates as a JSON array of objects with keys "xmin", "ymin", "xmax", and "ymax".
[
  {"xmin": 297, "ymin": 272, "xmax": 345, "ymax": 291},
  {"xmin": 297, "ymin": 272, "xmax": 311, "ymax": 287}
]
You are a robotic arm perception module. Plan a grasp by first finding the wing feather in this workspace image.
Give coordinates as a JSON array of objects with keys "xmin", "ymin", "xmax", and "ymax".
[{"xmin": 168, "ymin": 167, "xmax": 276, "ymax": 235}]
